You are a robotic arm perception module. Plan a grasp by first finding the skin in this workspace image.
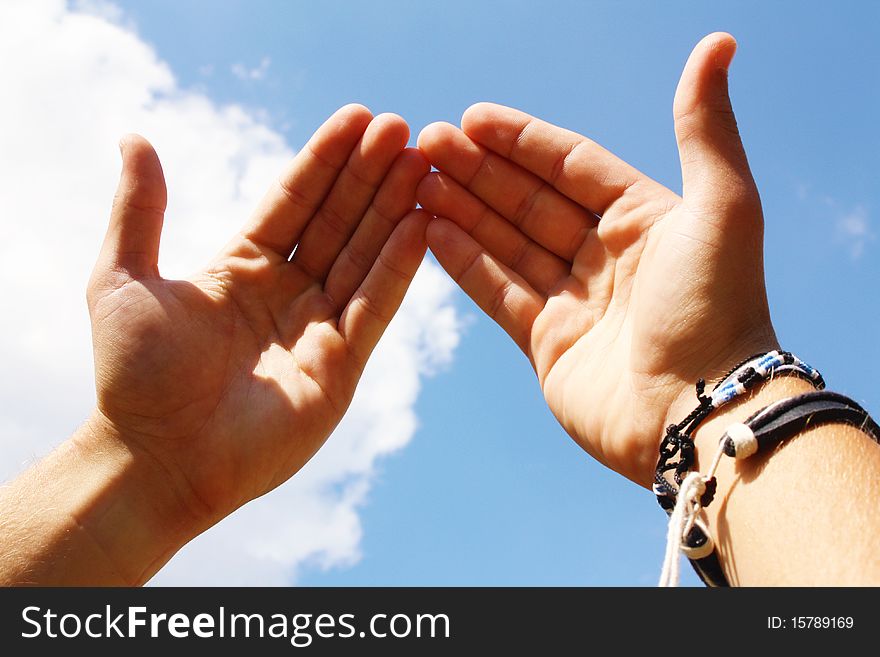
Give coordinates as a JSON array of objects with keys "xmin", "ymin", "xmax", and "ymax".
[
  {"xmin": 418, "ymin": 32, "xmax": 880, "ymax": 584},
  {"xmin": 1, "ymin": 33, "xmax": 878, "ymax": 586},
  {"xmin": 416, "ymin": 32, "xmax": 777, "ymax": 488},
  {"xmin": 0, "ymin": 105, "xmax": 432, "ymax": 585},
  {"xmin": 89, "ymin": 106, "xmax": 429, "ymax": 517}
]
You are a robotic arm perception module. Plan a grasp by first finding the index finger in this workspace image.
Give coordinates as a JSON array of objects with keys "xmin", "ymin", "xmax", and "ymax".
[
  {"xmin": 461, "ymin": 102, "xmax": 648, "ymax": 216},
  {"xmin": 242, "ymin": 104, "xmax": 374, "ymax": 257}
]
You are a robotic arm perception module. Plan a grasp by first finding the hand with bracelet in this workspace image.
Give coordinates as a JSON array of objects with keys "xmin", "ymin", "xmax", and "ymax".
[
  {"xmin": 1, "ymin": 33, "xmax": 878, "ymax": 588},
  {"xmin": 417, "ymin": 32, "xmax": 880, "ymax": 585}
]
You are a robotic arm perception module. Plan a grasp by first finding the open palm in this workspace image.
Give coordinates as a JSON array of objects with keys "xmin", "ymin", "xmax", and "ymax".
[
  {"xmin": 417, "ymin": 34, "xmax": 778, "ymax": 486},
  {"xmin": 87, "ymin": 105, "xmax": 429, "ymax": 525}
]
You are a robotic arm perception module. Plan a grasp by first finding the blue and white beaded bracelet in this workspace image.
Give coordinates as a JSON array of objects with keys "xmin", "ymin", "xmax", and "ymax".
[{"xmin": 709, "ymin": 351, "xmax": 824, "ymax": 407}]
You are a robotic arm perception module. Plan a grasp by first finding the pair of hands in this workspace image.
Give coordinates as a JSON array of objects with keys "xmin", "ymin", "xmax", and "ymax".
[{"xmin": 85, "ymin": 33, "xmax": 777, "ymax": 554}]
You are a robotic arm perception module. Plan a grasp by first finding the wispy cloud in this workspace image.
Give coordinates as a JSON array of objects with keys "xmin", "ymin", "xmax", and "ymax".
[
  {"xmin": 231, "ymin": 56, "xmax": 271, "ymax": 81},
  {"xmin": 0, "ymin": 0, "xmax": 460, "ymax": 584},
  {"xmin": 71, "ymin": 0, "xmax": 126, "ymax": 25},
  {"xmin": 835, "ymin": 205, "xmax": 874, "ymax": 260},
  {"xmin": 794, "ymin": 183, "xmax": 873, "ymax": 260}
]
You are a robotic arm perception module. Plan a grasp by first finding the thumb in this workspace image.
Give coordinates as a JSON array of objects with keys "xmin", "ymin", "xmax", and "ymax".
[
  {"xmin": 97, "ymin": 134, "xmax": 167, "ymax": 279},
  {"xmin": 673, "ymin": 32, "xmax": 759, "ymax": 215}
]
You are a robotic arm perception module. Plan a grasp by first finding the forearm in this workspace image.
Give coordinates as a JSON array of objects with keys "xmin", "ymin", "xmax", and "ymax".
[
  {"xmin": 669, "ymin": 376, "xmax": 880, "ymax": 585},
  {"xmin": 0, "ymin": 413, "xmax": 199, "ymax": 586}
]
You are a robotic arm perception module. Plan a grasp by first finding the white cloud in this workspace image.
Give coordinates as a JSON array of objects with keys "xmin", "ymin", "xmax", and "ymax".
[
  {"xmin": 232, "ymin": 56, "xmax": 272, "ymax": 81},
  {"xmin": 835, "ymin": 205, "xmax": 873, "ymax": 260},
  {"xmin": 0, "ymin": 0, "xmax": 459, "ymax": 584}
]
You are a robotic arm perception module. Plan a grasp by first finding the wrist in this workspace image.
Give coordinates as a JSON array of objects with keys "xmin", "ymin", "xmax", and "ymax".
[
  {"xmin": 645, "ymin": 334, "xmax": 781, "ymax": 487},
  {"xmin": 694, "ymin": 379, "xmax": 880, "ymax": 585},
  {"xmin": 664, "ymin": 373, "xmax": 819, "ymax": 586},
  {"xmin": 687, "ymin": 376, "xmax": 819, "ymax": 473},
  {"xmin": 56, "ymin": 411, "xmax": 205, "ymax": 584}
]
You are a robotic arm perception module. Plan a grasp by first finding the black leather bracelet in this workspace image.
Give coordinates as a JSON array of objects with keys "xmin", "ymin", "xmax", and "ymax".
[
  {"xmin": 720, "ymin": 390, "xmax": 880, "ymax": 459},
  {"xmin": 659, "ymin": 389, "xmax": 880, "ymax": 587}
]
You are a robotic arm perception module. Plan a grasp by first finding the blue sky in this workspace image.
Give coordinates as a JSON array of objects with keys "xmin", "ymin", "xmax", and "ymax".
[{"xmin": 52, "ymin": 0, "xmax": 880, "ymax": 585}]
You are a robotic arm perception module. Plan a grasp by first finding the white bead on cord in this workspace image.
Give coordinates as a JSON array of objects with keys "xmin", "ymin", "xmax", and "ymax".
[
  {"xmin": 658, "ymin": 422, "xmax": 756, "ymax": 587},
  {"xmin": 725, "ymin": 422, "xmax": 758, "ymax": 458}
]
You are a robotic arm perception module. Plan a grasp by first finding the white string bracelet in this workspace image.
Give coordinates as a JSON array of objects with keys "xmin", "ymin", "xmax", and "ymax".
[{"xmin": 658, "ymin": 435, "xmax": 729, "ymax": 587}]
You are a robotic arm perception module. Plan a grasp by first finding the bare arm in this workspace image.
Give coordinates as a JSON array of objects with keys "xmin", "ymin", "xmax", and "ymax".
[{"xmin": 680, "ymin": 377, "xmax": 880, "ymax": 585}]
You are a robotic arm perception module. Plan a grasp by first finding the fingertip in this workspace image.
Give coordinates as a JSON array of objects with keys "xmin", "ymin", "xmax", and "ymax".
[
  {"xmin": 424, "ymin": 217, "xmax": 482, "ymax": 283},
  {"xmin": 335, "ymin": 103, "xmax": 374, "ymax": 123},
  {"xmin": 114, "ymin": 134, "xmax": 167, "ymax": 209},
  {"xmin": 425, "ymin": 215, "xmax": 444, "ymax": 242},
  {"xmin": 118, "ymin": 133, "xmax": 157, "ymax": 161},
  {"xmin": 381, "ymin": 210, "xmax": 429, "ymax": 272},
  {"xmin": 417, "ymin": 121, "xmax": 457, "ymax": 152},
  {"xmin": 710, "ymin": 31, "xmax": 737, "ymax": 51},
  {"xmin": 705, "ymin": 32, "xmax": 737, "ymax": 71},
  {"xmin": 461, "ymin": 101, "xmax": 501, "ymax": 131},
  {"xmin": 118, "ymin": 133, "xmax": 134, "ymax": 156},
  {"xmin": 415, "ymin": 170, "xmax": 443, "ymax": 207},
  {"xmin": 460, "ymin": 102, "xmax": 532, "ymax": 151},
  {"xmin": 398, "ymin": 208, "xmax": 431, "ymax": 240},
  {"xmin": 693, "ymin": 32, "xmax": 738, "ymax": 73},
  {"xmin": 322, "ymin": 104, "xmax": 374, "ymax": 141},
  {"xmin": 425, "ymin": 216, "xmax": 459, "ymax": 251},
  {"xmin": 371, "ymin": 112, "xmax": 411, "ymax": 145},
  {"xmin": 398, "ymin": 146, "xmax": 430, "ymax": 174},
  {"xmin": 119, "ymin": 132, "xmax": 147, "ymax": 148},
  {"xmin": 675, "ymin": 32, "xmax": 740, "ymax": 121}
]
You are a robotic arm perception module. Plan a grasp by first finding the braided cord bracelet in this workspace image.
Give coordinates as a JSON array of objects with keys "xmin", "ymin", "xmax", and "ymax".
[
  {"xmin": 655, "ymin": 350, "xmax": 825, "ymax": 499},
  {"xmin": 653, "ymin": 351, "xmax": 826, "ymax": 587},
  {"xmin": 658, "ymin": 389, "xmax": 880, "ymax": 587}
]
